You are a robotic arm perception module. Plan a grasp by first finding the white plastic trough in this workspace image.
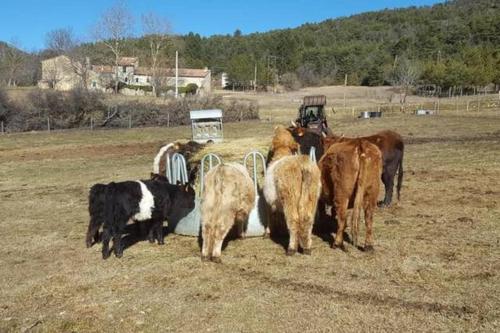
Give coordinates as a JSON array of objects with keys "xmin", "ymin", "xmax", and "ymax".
[{"xmin": 163, "ymin": 149, "xmax": 268, "ymax": 237}]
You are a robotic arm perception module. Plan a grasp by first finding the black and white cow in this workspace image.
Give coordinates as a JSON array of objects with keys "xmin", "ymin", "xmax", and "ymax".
[{"xmin": 86, "ymin": 174, "xmax": 195, "ymax": 259}]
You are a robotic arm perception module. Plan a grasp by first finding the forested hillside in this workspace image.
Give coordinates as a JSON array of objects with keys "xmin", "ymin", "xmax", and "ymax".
[
  {"xmin": 177, "ymin": 0, "xmax": 499, "ymax": 89},
  {"xmin": 1, "ymin": 0, "xmax": 499, "ymax": 90}
]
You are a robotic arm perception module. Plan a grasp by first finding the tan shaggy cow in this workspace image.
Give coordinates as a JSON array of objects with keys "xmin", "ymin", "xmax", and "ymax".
[
  {"xmin": 318, "ymin": 138, "xmax": 382, "ymax": 251},
  {"xmin": 263, "ymin": 125, "xmax": 321, "ymax": 255},
  {"xmin": 201, "ymin": 163, "xmax": 255, "ymax": 263}
]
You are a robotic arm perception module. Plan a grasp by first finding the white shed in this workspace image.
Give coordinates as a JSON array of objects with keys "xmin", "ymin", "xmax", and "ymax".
[{"xmin": 190, "ymin": 109, "xmax": 223, "ymax": 143}]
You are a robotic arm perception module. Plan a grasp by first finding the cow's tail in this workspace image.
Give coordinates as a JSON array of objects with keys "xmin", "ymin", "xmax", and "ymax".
[
  {"xmin": 351, "ymin": 147, "xmax": 368, "ymax": 249},
  {"xmin": 206, "ymin": 166, "xmax": 225, "ymax": 257},
  {"xmin": 297, "ymin": 160, "xmax": 319, "ymax": 243},
  {"xmin": 396, "ymin": 149, "xmax": 404, "ymax": 201},
  {"xmin": 153, "ymin": 143, "xmax": 175, "ymax": 174}
]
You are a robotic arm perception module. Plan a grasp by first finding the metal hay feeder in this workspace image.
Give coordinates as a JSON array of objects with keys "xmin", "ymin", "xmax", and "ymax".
[
  {"xmin": 163, "ymin": 149, "xmax": 267, "ymax": 237},
  {"xmin": 190, "ymin": 109, "xmax": 223, "ymax": 144}
]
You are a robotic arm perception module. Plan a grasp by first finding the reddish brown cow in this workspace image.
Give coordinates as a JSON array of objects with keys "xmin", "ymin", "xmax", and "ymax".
[{"xmin": 319, "ymin": 138, "xmax": 382, "ymax": 251}]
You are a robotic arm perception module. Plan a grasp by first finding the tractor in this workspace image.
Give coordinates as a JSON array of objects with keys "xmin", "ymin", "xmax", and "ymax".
[{"xmin": 294, "ymin": 95, "xmax": 330, "ymax": 135}]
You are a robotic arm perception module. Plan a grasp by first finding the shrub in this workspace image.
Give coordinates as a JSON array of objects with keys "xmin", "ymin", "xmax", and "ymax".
[
  {"xmin": 124, "ymin": 84, "xmax": 153, "ymax": 92},
  {"xmin": 185, "ymin": 83, "xmax": 198, "ymax": 95},
  {"xmin": 106, "ymin": 95, "xmax": 259, "ymax": 128},
  {"xmin": 280, "ymin": 72, "xmax": 301, "ymax": 91},
  {"xmin": 23, "ymin": 88, "xmax": 106, "ymax": 130}
]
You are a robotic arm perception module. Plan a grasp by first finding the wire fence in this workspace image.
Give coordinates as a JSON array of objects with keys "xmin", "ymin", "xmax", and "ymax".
[{"xmin": 1, "ymin": 94, "xmax": 499, "ymax": 135}]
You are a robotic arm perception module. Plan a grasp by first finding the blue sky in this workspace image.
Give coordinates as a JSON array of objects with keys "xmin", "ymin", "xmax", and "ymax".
[{"xmin": 1, "ymin": 0, "xmax": 444, "ymax": 51}]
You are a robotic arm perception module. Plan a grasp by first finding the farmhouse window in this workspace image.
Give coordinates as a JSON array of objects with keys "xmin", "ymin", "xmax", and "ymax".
[
  {"xmin": 135, "ymin": 78, "xmax": 139, "ymax": 83},
  {"xmin": 122, "ymin": 66, "xmax": 126, "ymax": 73}
]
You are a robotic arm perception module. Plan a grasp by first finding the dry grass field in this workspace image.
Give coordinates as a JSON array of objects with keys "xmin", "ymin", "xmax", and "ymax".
[{"xmin": 1, "ymin": 88, "xmax": 500, "ymax": 332}]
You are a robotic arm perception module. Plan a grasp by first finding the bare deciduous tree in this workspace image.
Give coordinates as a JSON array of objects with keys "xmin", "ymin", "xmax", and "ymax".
[
  {"xmin": 0, "ymin": 40, "xmax": 25, "ymax": 87},
  {"xmin": 390, "ymin": 57, "xmax": 421, "ymax": 106},
  {"xmin": 141, "ymin": 13, "xmax": 171, "ymax": 96},
  {"xmin": 45, "ymin": 28, "xmax": 92, "ymax": 90},
  {"xmin": 45, "ymin": 28, "xmax": 75, "ymax": 55},
  {"xmin": 92, "ymin": 1, "xmax": 134, "ymax": 93}
]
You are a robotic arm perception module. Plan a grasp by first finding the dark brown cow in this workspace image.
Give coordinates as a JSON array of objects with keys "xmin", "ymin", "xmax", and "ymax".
[
  {"xmin": 323, "ymin": 130, "xmax": 404, "ymax": 206},
  {"xmin": 319, "ymin": 138, "xmax": 382, "ymax": 251},
  {"xmin": 290, "ymin": 124, "xmax": 404, "ymax": 207}
]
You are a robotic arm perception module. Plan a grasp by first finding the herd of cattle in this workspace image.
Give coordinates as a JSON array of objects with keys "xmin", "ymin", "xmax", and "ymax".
[{"xmin": 86, "ymin": 123, "xmax": 405, "ymax": 262}]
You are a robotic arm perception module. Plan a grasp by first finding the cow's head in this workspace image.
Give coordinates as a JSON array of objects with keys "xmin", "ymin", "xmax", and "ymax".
[
  {"xmin": 321, "ymin": 132, "xmax": 344, "ymax": 151},
  {"xmin": 174, "ymin": 182, "xmax": 196, "ymax": 210}
]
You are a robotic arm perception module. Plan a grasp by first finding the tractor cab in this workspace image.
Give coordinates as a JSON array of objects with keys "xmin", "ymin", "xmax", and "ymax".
[{"xmin": 295, "ymin": 95, "xmax": 329, "ymax": 135}]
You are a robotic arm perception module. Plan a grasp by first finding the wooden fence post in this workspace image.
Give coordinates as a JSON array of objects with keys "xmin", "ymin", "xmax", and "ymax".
[
  {"xmin": 47, "ymin": 117, "xmax": 51, "ymax": 133},
  {"xmin": 351, "ymin": 106, "xmax": 355, "ymax": 117},
  {"xmin": 466, "ymin": 100, "xmax": 470, "ymax": 112},
  {"xmin": 167, "ymin": 112, "xmax": 170, "ymax": 127},
  {"xmin": 128, "ymin": 114, "xmax": 132, "ymax": 129},
  {"xmin": 90, "ymin": 117, "xmax": 93, "ymax": 131},
  {"xmin": 1, "ymin": 121, "xmax": 4, "ymax": 135}
]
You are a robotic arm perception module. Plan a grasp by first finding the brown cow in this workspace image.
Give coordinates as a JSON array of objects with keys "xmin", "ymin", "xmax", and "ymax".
[
  {"xmin": 153, "ymin": 141, "xmax": 206, "ymax": 183},
  {"xmin": 263, "ymin": 126, "xmax": 321, "ymax": 255},
  {"xmin": 201, "ymin": 163, "xmax": 255, "ymax": 263},
  {"xmin": 325, "ymin": 130, "xmax": 404, "ymax": 207},
  {"xmin": 319, "ymin": 138, "xmax": 382, "ymax": 251},
  {"xmin": 266, "ymin": 125, "xmax": 300, "ymax": 164}
]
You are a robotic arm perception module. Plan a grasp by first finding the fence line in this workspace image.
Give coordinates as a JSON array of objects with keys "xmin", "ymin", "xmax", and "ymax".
[{"xmin": 1, "ymin": 95, "xmax": 499, "ymax": 134}]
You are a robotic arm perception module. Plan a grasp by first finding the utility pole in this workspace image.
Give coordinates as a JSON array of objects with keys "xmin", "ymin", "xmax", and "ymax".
[
  {"xmin": 175, "ymin": 50, "xmax": 179, "ymax": 98},
  {"xmin": 343, "ymin": 74, "xmax": 348, "ymax": 107},
  {"xmin": 254, "ymin": 63, "xmax": 257, "ymax": 92}
]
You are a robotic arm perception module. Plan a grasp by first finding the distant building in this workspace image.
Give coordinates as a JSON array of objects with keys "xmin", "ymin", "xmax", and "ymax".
[
  {"xmin": 38, "ymin": 55, "xmax": 211, "ymax": 95},
  {"xmin": 221, "ymin": 72, "xmax": 229, "ymax": 89}
]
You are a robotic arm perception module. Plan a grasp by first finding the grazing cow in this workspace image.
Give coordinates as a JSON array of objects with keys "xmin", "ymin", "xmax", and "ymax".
[
  {"xmin": 85, "ymin": 183, "xmax": 107, "ymax": 248},
  {"xmin": 153, "ymin": 141, "xmax": 206, "ymax": 182},
  {"xmin": 201, "ymin": 163, "xmax": 255, "ymax": 263},
  {"xmin": 263, "ymin": 125, "xmax": 322, "ymax": 255},
  {"xmin": 88, "ymin": 175, "xmax": 195, "ymax": 259},
  {"xmin": 319, "ymin": 138, "xmax": 382, "ymax": 251},
  {"xmin": 288, "ymin": 123, "xmax": 324, "ymax": 159},
  {"xmin": 266, "ymin": 125, "xmax": 300, "ymax": 164},
  {"xmin": 323, "ymin": 130, "xmax": 404, "ymax": 206}
]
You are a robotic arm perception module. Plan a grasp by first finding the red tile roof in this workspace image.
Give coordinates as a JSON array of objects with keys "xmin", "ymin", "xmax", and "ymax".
[
  {"xmin": 118, "ymin": 57, "xmax": 138, "ymax": 66},
  {"xmin": 92, "ymin": 65, "xmax": 114, "ymax": 74},
  {"xmin": 134, "ymin": 67, "xmax": 209, "ymax": 78}
]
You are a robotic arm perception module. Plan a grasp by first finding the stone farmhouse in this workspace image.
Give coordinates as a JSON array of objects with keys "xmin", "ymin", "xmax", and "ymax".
[{"xmin": 38, "ymin": 55, "xmax": 211, "ymax": 95}]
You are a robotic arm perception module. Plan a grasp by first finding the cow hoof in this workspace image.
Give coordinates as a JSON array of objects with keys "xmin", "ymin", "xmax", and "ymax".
[
  {"xmin": 115, "ymin": 251, "xmax": 123, "ymax": 258},
  {"xmin": 332, "ymin": 243, "xmax": 347, "ymax": 252},
  {"xmin": 201, "ymin": 255, "xmax": 210, "ymax": 262},
  {"xmin": 158, "ymin": 240, "xmax": 165, "ymax": 246},
  {"xmin": 286, "ymin": 249, "xmax": 297, "ymax": 256},
  {"xmin": 364, "ymin": 245, "xmax": 375, "ymax": 252},
  {"xmin": 211, "ymin": 257, "xmax": 222, "ymax": 264},
  {"xmin": 377, "ymin": 201, "xmax": 390, "ymax": 208},
  {"xmin": 303, "ymin": 248, "xmax": 312, "ymax": 255},
  {"xmin": 102, "ymin": 251, "xmax": 111, "ymax": 260},
  {"xmin": 262, "ymin": 233, "xmax": 270, "ymax": 239},
  {"xmin": 86, "ymin": 240, "xmax": 92, "ymax": 248}
]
